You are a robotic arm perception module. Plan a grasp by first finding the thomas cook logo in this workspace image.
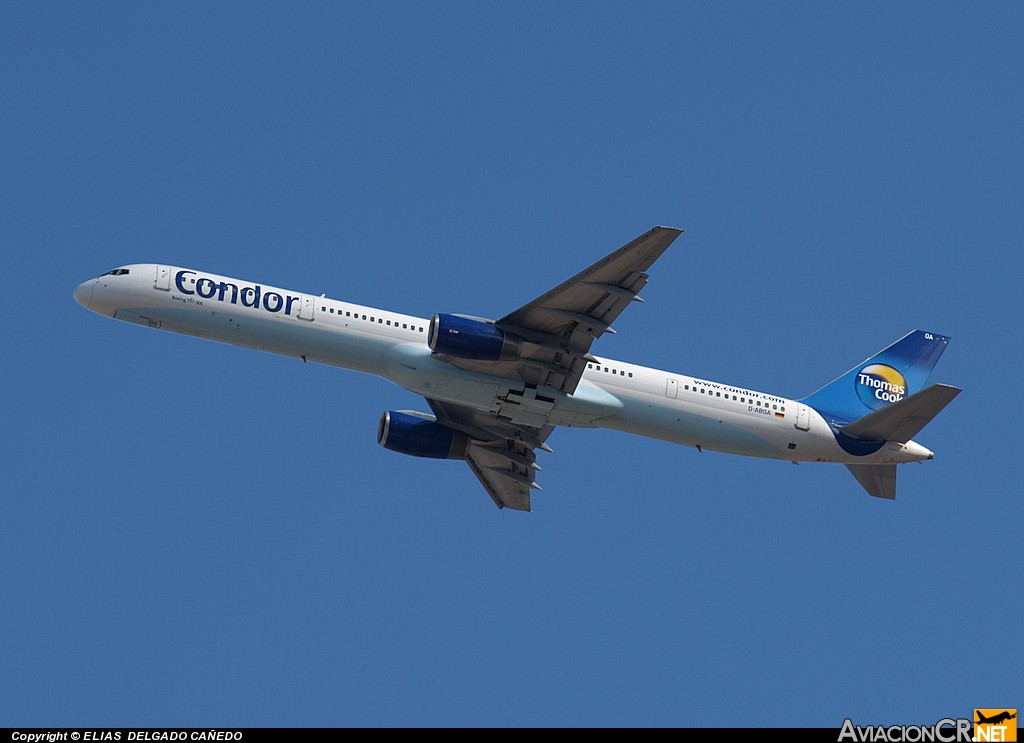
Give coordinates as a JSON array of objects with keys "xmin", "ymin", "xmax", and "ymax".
[
  {"xmin": 856, "ymin": 363, "xmax": 907, "ymax": 410},
  {"xmin": 975, "ymin": 710, "xmax": 1017, "ymax": 742}
]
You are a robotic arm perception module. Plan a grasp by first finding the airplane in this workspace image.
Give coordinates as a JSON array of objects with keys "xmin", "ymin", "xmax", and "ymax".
[
  {"xmin": 977, "ymin": 711, "xmax": 1017, "ymax": 726},
  {"xmin": 73, "ymin": 226, "xmax": 961, "ymax": 511}
]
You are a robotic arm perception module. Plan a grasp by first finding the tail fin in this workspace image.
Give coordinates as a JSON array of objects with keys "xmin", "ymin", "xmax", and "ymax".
[{"xmin": 800, "ymin": 330, "xmax": 952, "ymax": 425}]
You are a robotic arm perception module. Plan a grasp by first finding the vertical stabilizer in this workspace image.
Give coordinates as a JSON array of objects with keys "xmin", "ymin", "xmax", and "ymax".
[{"xmin": 801, "ymin": 330, "xmax": 951, "ymax": 425}]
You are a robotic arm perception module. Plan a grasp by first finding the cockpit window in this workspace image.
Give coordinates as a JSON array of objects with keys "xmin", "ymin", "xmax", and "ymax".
[{"xmin": 101, "ymin": 268, "xmax": 130, "ymax": 276}]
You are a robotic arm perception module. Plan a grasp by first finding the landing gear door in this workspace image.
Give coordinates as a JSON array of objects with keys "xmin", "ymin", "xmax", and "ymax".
[{"xmin": 297, "ymin": 295, "xmax": 316, "ymax": 321}]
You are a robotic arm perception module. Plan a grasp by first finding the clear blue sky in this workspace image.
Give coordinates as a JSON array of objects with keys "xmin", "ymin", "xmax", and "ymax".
[{"xmin": 2, "ymin": 1, "xmax": 1020, "ymax": 728}]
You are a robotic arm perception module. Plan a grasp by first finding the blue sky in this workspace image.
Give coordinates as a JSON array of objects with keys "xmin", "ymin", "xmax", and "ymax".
[{"xmin": 2, "ymin": 1, "xmax": 1020, "ymax": 728}]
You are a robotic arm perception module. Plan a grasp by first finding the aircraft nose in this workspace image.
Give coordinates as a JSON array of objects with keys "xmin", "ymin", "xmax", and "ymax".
[{"xmin": 73, "ymin": 280, "xmax": 94, "ymax": 309}]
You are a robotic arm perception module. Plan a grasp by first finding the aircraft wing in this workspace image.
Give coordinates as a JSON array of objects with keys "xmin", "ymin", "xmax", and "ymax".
[
  {"xmin": 438, "ymin": 226, "xmax": 683, "ymax": 395},
  {"xmin": 426, "ymin": 226, "xmax": 682, "ymax": 510},
  {"xmin": 427, "ymin": 397, "xmax": 550, "ymax": 511}
]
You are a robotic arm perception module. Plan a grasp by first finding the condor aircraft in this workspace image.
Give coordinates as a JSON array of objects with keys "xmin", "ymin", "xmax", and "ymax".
[{"xmin": 73, "ymin": 227, "xmax": 960, "ymax": 511}]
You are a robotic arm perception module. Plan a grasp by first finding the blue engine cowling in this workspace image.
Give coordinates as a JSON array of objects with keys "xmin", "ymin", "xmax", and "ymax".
[
  {"xmin": 428, "ymin": 313, "xmax": 522, "ymax": 361},
  {"xmin": 377, "ymin": 410, "xmax": 470, "ymax": 460}
]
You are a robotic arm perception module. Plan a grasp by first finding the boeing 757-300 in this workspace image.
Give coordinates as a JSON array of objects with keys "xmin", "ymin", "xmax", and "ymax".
[{"xmin": 73, "ymin": 227, "xmax": 960, "ymax": 511}]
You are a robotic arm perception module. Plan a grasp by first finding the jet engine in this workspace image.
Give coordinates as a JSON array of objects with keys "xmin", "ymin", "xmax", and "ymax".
[
  {"xmin": 427, "ymin": 313, "xmax": 522, "ymax": 361},
  {"xmin": 377, "ymin": 410, "xmax": 470, "ymax": 460}
]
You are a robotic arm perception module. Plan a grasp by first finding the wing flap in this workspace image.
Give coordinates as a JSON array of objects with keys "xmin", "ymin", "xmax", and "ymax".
[
  {"xmin": 427, "ymin": 397, "xmax": 549, "ymax": 512},
  {"xmin": 466, "ymin": 441, "xmax": 539, "ymax": 511}
]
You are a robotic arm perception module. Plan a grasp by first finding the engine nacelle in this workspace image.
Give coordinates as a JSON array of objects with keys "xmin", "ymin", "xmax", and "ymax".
[
  {"xmin": 428, "ymin": 313, "xmax": 521, "ymax": 361},
  {"xmin": 377, "ymin": 410, "xmax": 470, "ymax": 460}
]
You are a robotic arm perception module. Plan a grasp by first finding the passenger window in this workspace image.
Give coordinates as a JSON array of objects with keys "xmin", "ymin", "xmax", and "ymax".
[{"xmin": 628, "ymin": 372, "xmax": 633, "ymax": 378}]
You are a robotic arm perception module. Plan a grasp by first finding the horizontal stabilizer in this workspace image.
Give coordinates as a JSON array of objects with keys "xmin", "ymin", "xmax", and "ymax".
[
  {"xmin": 841, "ymin": 384, "xmax": 961, "ymax": 443},
  {"xmin": 846, "ymin": 464, "xmax": 897, "ymax": 500}
]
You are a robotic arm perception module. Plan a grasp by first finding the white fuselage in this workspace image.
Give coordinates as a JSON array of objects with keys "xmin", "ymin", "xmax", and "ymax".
[{"xmin": 73, "ymin": 264, "xmax": 932, "ymax": 466}]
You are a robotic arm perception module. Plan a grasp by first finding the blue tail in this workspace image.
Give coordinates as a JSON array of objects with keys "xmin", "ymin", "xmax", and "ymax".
[{"xmin": 800, "ymin": 330, "xmax": 952, "ymax": 425}]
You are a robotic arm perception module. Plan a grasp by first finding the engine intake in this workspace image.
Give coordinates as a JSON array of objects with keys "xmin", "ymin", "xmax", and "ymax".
[
  {"xmin": 428, "ymin": 313, "xmax": 521, "ymax": 361},
  {"xmin": 377, "ymin": 410, "xmax": 469, "ymax": 460}
]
